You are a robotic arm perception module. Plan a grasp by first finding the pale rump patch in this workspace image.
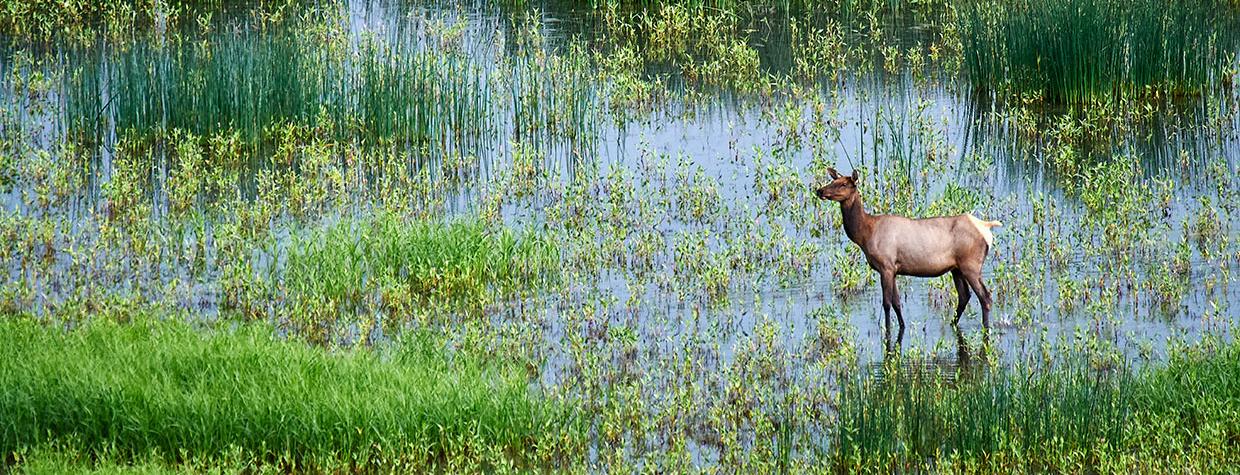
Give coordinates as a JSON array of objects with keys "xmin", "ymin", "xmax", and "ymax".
[{"xmin": 967, "ymin": 214, "xmax": 1002, "ymax": 246}]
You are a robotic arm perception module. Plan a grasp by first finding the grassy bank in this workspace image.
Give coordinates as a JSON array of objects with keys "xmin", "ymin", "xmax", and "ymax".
[
  {"xmin": 0, "ymin": 315, "xmax": 582, "ymax": 471},
  {"xmin": 834, "ymin": 342, "xmax": 1240, "ymax": 471}
]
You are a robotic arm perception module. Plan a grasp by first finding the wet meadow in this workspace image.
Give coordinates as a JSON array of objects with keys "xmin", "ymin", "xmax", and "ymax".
[{"xmin": 1, "ymin": 0, "xmax": 1238, "ymax": 472}]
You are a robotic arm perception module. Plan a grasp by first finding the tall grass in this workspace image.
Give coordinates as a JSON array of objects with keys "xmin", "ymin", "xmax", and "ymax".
[
  {"xmin": 64, "ymin": 26, "xmax": 494, "ymax": 157},
  {"xmin": 959, "ymin": 0, "xmax": 1239, "ymax": 102},
  {"xmin": 0, "ymin": 315, "xmax": 580, "ymax": 469},
  {"xmin": 282, "ymin": 213, "xmax": 559, "ymax": 323},
  {"xmin": 832, "ymin": 344, "xmax": 1240, "ymax": 470},
  {"xmin": 510, "ymin": 45, "xmax": 600, "ymax": 150}
]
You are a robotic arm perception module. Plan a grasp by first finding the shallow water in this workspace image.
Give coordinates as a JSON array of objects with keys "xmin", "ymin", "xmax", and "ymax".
[{"xmin": 1, "ymin": 0, "xmax": 1237, "ymax": 381}]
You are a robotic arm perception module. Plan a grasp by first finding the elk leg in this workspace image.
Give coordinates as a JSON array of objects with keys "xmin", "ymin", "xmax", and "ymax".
[
  {"xmin": 881, "ymin": 270, "xmax": 904, "ymax": 328},
  {"xmin": 951, "ymin": 269, "xmax": 971, "ymax": 325},
  {"xmin": 963, "ymin": 271, "xmax": 992, "ymax": 329},
  {"xmin": 879, "ymin": 270, "xmax": 894, "ymax": 332},
  {"xmin": 891, "ymin": 284, "xmax": 905, "ymax": 328}
]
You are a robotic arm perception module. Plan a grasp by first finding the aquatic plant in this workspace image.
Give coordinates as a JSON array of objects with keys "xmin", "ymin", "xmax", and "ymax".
[
  {"xmin": 0, "ymin": 0, "xmax": 314, "ymax": 45},
  {"xmin": 958, "ymin": 0, "xmax": 1240, "ymax": 102},
  {"xmin": 281, "ymin": 213, "xmax": 559, "ymax": 334},
  {"xmin": 833, "ymin": 343, "xmax": 1240, "ymax": 471},
  {"xmin": 63, "ymin": 23, "xmax": 494, "ymax": 158}
]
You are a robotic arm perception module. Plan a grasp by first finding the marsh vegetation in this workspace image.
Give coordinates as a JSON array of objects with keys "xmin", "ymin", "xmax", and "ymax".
[{"xmin": 1, "ymin": 0, "xmax": 1238, "ymax": 471}]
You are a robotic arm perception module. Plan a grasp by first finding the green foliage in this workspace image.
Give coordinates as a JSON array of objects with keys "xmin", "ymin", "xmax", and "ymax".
[
  {"xmin": 0, "ymin": 0, "xmax": 293, "ymax": 43},
  {"xmin": 0, "ymin": 315, "xmax": 581, "ymax": 470},
  {"xmin": 282, "ymin": 213, "xmax": 559, "ymax": 326},
  {"xmin": 63, "ymin": 25, "xmax": 493, "ymax": 156},
  {"xmin": 959, "ymin": 0, "xmax": 1239, "ymax": 102},
  {"xmin": 832, "ymin": 344, "xmax": 1240, "ymax": 471},
  {"xmin": 1077, "ymin": 155, "xmax": 1157, "ymax": 252}
]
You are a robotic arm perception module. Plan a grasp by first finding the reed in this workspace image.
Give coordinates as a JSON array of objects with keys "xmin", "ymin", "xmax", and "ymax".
[
  {"xmin": 0, "ymin": 314, "xmax": 580, "ymax": 470},
  {"xmin": 510, "ymin": 44, "xmax": 601, "ymax": 149},
  {"xmin": 958, "ymin": 0, "xmax": 1239, "ymax": 102},
  {"xmin": 832, "ymin": 343, "xmax": 1240, "ymax": 470},
  {"xmin": 63, "ymin": 25, "xmax": 494, "ymax": 158}
]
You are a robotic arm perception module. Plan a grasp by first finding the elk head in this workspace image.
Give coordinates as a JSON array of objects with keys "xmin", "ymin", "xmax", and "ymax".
[{"xmin": 815, "ymin": 168, "xmax": 859, "ymax": 202}]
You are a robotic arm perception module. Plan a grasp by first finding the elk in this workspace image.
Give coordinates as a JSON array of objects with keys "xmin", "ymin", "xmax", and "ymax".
[{"xmin": 815, "ymin": 168, "xmax": 1001, "ymax": 329}]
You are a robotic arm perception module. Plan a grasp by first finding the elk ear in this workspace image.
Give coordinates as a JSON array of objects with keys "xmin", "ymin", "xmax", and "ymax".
[
  {"xmin": 850, "ymin": 169, "xmax": 860, "ymax": 183},
  {"xmin": 827, "ymin": 168, "xmax": 841, "ymax": 179}
]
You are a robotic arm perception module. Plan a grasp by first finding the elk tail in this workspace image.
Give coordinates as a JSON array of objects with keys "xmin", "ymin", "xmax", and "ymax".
[{"xmin": 967, "ymin": 214, "xmax": 1000, "ymax": 247}]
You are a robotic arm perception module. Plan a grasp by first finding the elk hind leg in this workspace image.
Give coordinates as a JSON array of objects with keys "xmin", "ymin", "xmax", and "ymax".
[{"xmin": 963, "ymin": 271, "xmax": 992, "ymax": 329}]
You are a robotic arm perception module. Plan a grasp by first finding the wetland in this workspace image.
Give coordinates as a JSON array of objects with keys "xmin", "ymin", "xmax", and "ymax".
[{"xmin": 1, "ymin": 0, "xmax": 1238, "ymax": 471}]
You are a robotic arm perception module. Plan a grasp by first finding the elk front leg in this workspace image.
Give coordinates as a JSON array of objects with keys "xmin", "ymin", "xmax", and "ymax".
[
  {"xmin": 951, "ymin": 269, "xmax": 971, "ymax": 325},
  {"xmin": 880, "ymin": 270, "xmax": 903, "ymax": 328},
  {"xmin": 879, "ymin": 270, "xmax": 893, "ymax": 332}
]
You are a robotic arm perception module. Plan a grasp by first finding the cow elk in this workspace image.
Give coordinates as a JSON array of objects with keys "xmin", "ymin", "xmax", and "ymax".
[{"xmin": 815, "ymin": 168, "xmax": 1001, "ymax": 330}]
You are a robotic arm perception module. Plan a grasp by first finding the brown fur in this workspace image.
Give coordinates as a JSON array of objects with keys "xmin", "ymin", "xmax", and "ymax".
[{"xmin": 816, "ymin": 168, "xmax": 1000, "ymax": 329}]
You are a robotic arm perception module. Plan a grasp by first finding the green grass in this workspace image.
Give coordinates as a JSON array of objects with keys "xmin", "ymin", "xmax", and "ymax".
[
  {"xmin": 12, "ymin": 445, "xmax": 189, "ymax": 474},
  {"xmin": 282, "ymin": 213, "xmax": 559, "ymax": 325},
  {"xmin": 0, "ymin": 0, "xmax": 198, "ymax": 40},
  {"xmin": 63, "ymin": 25, "xmax": 493, "ymax": 156},
  {"xmin": 0, "ymin": 0, "xmax": 309, "ymax": 44},
  {"xmin": 832, "ymin": 342, "xmax": 1240, "ymax": 471},
  {"xmin": 959, "ymin": 0, "xmax": 1239, "ymax": 102},
  {"xmin": 0, "ymin": 314, "xmax": 581, "ymax": 471}
]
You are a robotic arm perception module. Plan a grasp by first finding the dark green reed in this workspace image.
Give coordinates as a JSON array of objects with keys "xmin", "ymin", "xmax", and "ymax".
[
  {"xmin": 959, "ymin": 0, "xmax": 1239, "ymax": 102},
  {"xmin": 511, "ymin": 45, "xmax": 600, "ymax": 151},
  {"xmin": 832, "ymin": 343, "xmax": 1240, "ymax": 470},
  {"xmin": 63, "ymin": 25, "xmax": 494, "ymax": 158}
]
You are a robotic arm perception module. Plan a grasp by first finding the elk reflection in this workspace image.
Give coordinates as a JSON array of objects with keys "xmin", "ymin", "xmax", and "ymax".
[{"xmin": 881, "ymin": 324, "xmax": 990, "ymax": 376}]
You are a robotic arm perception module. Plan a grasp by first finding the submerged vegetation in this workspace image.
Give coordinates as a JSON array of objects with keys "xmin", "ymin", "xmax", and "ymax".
[
  {"xmin": 281, "ymin": 214, "xmax": 558, "ymax": 340},
  {"xmin": 2, "ymin": 0, "xmax": 1239, "ymax": 471}
]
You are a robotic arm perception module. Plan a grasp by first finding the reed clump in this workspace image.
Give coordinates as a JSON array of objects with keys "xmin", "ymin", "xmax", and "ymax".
[
  {"xmin": 959, "ymin": 0, "xmax": 1239, "ymax": 102},
  {"xmin": 0, "ymin": 314, "xmax": 582, "ymax": 470},
  {"xmin": 64, "ymin": 25, "xmax": 493, "ymax": 156},
  {"xmin": 832, "ymin": 343, "xmax": 1240, "ymax": 471}
]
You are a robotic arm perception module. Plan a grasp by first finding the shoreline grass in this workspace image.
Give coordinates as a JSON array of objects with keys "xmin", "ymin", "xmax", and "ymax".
[
  {"xmin": 5, "ymin": 314, "xmax": 1235, "ymax": 472},
  {"xmin": 0, "ymin": 314, "xmax": 582, "ymax": 471},
  {"xmin": 833, "ymin": 342, "xmax": 1240, "ymax": 471}
]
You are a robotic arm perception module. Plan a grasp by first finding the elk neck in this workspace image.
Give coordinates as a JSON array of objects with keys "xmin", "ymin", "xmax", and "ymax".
[{"xmin": 838, "ymin": 193, "xmax": 872, "ymax": 247}]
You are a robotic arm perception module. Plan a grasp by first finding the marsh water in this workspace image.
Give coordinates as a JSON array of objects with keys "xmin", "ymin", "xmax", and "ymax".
[{"xmin": 2, "ymin": 0, "xmax": 1238, "ymax": 382}]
